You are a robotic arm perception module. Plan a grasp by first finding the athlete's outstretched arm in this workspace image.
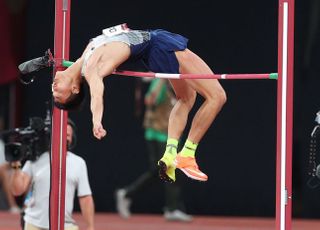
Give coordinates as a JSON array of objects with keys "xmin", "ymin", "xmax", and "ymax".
[
  {"xmin": 85, "ymin": 42, "xmax": 130, "ymax": 139},
  {"xmin": 88, "ymin": 76, "xmax": 106, "ymax": 139}
]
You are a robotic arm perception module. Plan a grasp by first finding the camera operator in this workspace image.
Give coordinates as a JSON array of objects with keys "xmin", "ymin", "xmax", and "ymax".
[{"xmin": 10, "ymin": 119, "xmax": 95, "ymax": 230}]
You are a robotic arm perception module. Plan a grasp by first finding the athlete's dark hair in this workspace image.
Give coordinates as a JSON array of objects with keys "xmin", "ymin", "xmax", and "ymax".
[{"xmin": 54, "ymin": 80, "xmax": 86, "ymax": 111}]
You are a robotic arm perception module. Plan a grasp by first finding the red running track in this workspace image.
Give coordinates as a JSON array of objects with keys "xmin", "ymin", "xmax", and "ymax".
[{"xmin": 1, "ymin": 211, "xmax": 320, "ymax": 230}]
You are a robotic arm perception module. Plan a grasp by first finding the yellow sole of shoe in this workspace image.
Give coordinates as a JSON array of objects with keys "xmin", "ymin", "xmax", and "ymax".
[{"xmin": 158, "ymin": 161, "xmax": 175, "ymax": 183}]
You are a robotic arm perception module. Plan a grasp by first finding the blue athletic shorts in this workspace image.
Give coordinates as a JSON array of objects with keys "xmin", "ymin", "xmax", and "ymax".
[{"xmin": 147, "ymin": 29, "xmax": 188, "ymax": 73}]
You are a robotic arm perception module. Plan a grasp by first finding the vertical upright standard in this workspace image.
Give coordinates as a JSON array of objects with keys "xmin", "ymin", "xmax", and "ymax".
[
  {"xmin": 50, "ymin": 0, "xmax": 295, "ymax": 230},
  {"xmin": 276, "ymin": 0, "xmax": 294, "ymax": 230},
  {"xmin": 50, "ymin": 0, "xmax": 71, "ymax": 230}
]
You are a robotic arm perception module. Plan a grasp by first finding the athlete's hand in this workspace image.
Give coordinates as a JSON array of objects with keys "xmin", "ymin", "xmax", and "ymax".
[{"xmin": 93, "ymin": 123, "xmax": 107, "ymax": 140}]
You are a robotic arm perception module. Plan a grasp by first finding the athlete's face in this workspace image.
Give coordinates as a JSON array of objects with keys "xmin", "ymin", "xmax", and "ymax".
[{"xmin": 52, "ymin": 71, "xmax": 73, "ymax": 104}]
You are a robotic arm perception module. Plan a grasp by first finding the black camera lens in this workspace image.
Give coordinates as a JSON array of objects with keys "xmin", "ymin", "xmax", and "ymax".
[{"xmin": 5, "ymin": 143, "xmax": 23, "ymax": 162}]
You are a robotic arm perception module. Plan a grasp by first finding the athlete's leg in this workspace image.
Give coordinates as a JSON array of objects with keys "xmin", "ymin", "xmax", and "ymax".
[
  {"xmin": 158, "ymin": 81, "xmax": 196, "ymax": 183},
  {"xmin": 167, "ymin": 80, "xmax": 196, "ymax": 140},
  {"xmin": 175, "ymin": 49, "xmax": 226, "ymax": 143},
  {"xmin": 171, "ymin": 49, "xmax": 226, "ymax": 181}
]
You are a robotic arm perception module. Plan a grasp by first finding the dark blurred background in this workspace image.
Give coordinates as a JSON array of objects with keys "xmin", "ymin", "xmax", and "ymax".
[{"xmin": 1, "ymin": 0, "xmax": 320, "ymax": 218}]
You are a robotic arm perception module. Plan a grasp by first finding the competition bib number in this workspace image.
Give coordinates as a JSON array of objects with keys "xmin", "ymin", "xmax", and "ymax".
[{"xmin": 102, "ymin": 23, "xmax": 129, "ymax": 37}]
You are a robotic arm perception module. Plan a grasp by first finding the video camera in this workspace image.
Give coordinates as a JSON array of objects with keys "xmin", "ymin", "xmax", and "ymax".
[
  {"xmin": 0, "ymin": 114, "xmax": 51, "ymax": 163},
  {"xmin": 307, "ymin": 111, "xmax": 320, "ymax": 188}
]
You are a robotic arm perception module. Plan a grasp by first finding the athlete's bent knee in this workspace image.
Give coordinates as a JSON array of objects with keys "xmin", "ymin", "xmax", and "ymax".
[
  {"xmin": 207, "ymin": 87, "xmax": 227, "ymax": 108},
  {"xmin": 217, "ymin": 87, "xmax": 227, "ymax": 106},
  {"xmin": 176, "ymin": 90, "xmax": 197, "ymax": 111}
]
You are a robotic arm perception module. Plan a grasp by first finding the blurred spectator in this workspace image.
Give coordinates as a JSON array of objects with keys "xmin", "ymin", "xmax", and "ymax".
[{"xmin": 116, "ymin": 79, "xmax": 192, "ymax": 222}]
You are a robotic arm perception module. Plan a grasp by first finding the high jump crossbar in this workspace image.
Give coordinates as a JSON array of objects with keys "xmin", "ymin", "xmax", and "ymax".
[
  {"xmin": 62, "ymin": 60, "xmax": 278, "ymax": 80},
  {"xmin": 51, "ymin": 0, "xmax": 294, "ymax": 230}
]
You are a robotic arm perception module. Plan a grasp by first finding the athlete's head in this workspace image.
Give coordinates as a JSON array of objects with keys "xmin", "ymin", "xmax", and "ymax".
[{"xmin": 52, "ymin": 71, "xmax": 85, "ymax": 110}]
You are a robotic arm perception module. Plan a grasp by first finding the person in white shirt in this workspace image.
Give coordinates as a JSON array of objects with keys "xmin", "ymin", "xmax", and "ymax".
[{"xmin": 10, "ymin": 119, "xmax": 94, "ymax": 230}]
